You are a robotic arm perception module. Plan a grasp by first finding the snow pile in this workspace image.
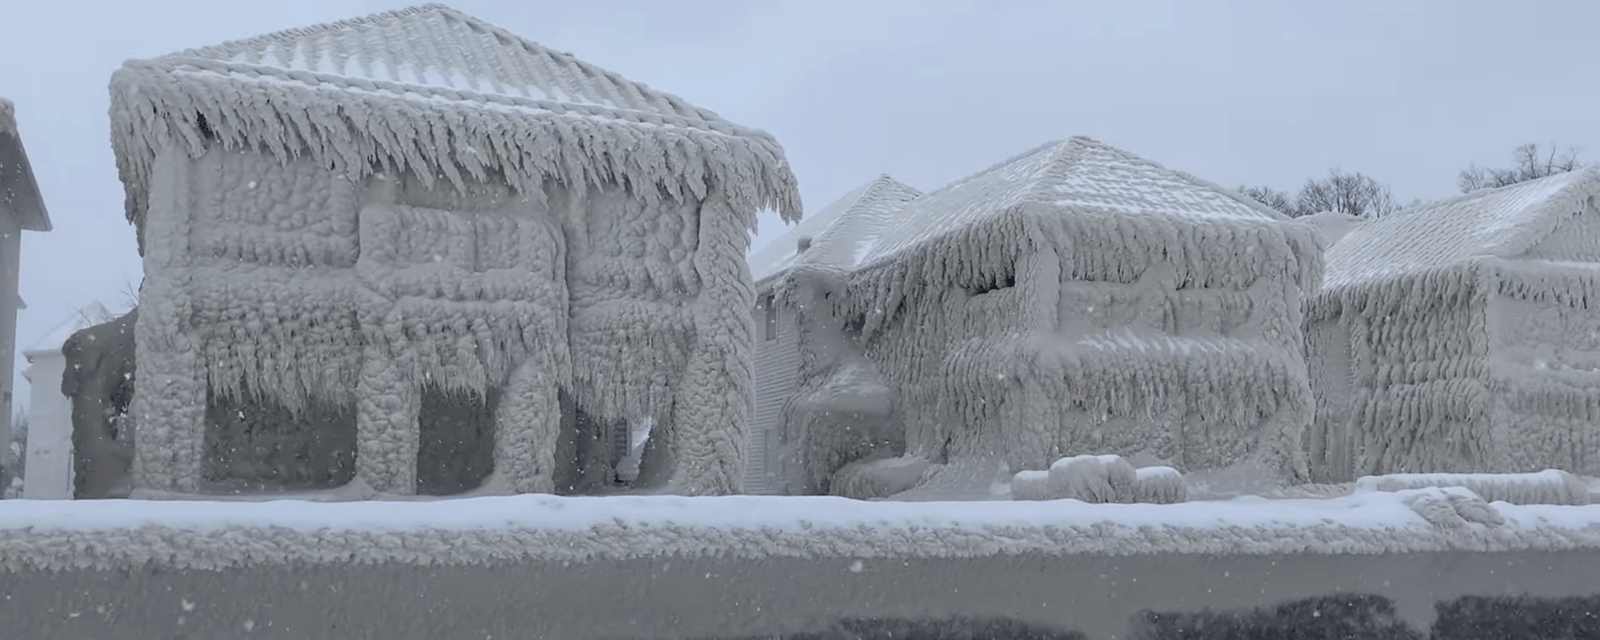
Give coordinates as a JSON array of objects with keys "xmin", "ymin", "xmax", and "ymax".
[
  {"xmin": 1010, "ymin": 456, "xmax": 1186, "ymax": 504},
  {"xmin": 4, "ymin": 490, "xmax": 1600, "ymax": 572},
  {"xmin": 1354, "ymin": 470, "xmax": 1590, "ymax": 506}
]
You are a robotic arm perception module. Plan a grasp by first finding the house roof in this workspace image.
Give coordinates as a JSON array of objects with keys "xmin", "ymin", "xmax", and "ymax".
[
  {"xmin": 748, "ymin": 174, "xmax": 921, "ymax": 283},
  {"xmin": 109, "ymin": 3, "xmax": 799, "ymax": 244},
  {"xmin": 0, "ymin": 98, "xmax": 53, "ymax": 232},
  {"xmin": 857, "ymin": 137, "xmax": 1286, "ymax": 267},
  {"xmin": 24, "ymin": 301, "xmax": 112, "ymax": 359},
  {"xmin": 1322, "ymin": 166, "xmax": 1600, "ymax": 293}
]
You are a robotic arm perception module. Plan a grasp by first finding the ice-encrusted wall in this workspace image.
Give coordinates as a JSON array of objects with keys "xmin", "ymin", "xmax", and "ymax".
[
  {"xmin": 1306, "ymin": 268, "xmax": 1492, "ymax": 479},
  {"xmin": 130, "ymin": 142, "xmax": 759, "ymax": 496},
  {"xmin": 1484, "ymin": 262, "xmax": 1600, "ymax": 476},
  {"xmin": 833, "ymin": 203, "xmax": 1322, "ymax": 485},
  {"xmin": 770, "ymin": 267, "xmax": 900, "ymax": 495}
]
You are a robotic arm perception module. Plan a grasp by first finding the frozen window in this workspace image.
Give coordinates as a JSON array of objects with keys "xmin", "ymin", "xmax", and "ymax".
[{"xmin": 763, "ymin": 294, "xmax": 778, "ymax": 341}]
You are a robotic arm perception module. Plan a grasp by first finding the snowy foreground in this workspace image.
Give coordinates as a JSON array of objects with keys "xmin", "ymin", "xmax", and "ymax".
[{"xmin": 4, "ymin": 487, "xmax": 1600, "ymax": 572}]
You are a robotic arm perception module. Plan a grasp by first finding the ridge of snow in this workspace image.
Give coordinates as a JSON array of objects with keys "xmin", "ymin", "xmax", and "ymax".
[{"xmin": 4, "ymin": 491, "xmax": 1600, "ymax": 571}]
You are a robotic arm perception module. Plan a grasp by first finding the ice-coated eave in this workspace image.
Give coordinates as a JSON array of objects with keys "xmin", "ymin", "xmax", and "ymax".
[
  {"xmin": 0, "ymin": 97, "xmax": 53, "ymax": 233},
  {"xmin": 108, "ymin": 62, "xmax": 802, "ymax": 250}
]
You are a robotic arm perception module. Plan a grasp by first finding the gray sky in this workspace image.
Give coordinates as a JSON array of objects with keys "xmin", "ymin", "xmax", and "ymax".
[{"xmin": 0, "ymin": 0, "xmax": 1595, "ymax": 408}]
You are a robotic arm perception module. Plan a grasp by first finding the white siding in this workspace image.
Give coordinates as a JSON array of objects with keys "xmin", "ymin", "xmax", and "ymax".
[{"xmin": 747, "ymin": 290, "xmax": 801, "ymax": 494}]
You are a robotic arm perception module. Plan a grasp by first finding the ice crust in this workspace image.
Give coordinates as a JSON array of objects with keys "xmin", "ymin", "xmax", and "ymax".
[
  {"xmin": 4, "ymin": 490, "xmax": 1600, "ymax": 572},
  {"xmin": 1355, "ymin": 470, "xmax": 1590, "ymax": 506},
  {"xmin": 1011, "ymin": 455, "xmax": 1186, "ymax": 504},
  {"xmin": 1306, "ymin": 167, "xmax": 1600, "ymax": 481},
  {"xmin": 803, "ymin": 138, "xmax": 1323, "ymax": 490}
]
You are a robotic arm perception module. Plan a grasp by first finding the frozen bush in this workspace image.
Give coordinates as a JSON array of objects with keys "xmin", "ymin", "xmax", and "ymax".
[{"xmin": 1133, "ymin": 466, "xmax": 1186, "ymax": 504}]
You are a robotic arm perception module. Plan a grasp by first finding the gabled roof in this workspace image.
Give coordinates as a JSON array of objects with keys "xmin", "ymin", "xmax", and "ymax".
[
  {"xmin": 0, "ymin": 98, "xmax": 53, "ymax": 232},
  {"xmin": 1322, "ymin": 166, "xmax": 1600, "ymax": 293},
  {"xmin": 858, "ymin": 137, "xmax": 1286, "ymax": 266},
  {"xmin": 748, "ymin": 175, "xmax": 920, "ymax": 283},
  {"xmin": 25, "ymin": 301, "xmax": 112, "ymax": 359},
  {"xmin": 110, "ymin": 3, "xmax": 799, "ymax": 244}
]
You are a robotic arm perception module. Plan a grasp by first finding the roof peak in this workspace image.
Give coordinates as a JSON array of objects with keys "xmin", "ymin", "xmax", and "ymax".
[{"xmin": 856, "ymin": 137, "xmax": 1288, "ymax": 266}]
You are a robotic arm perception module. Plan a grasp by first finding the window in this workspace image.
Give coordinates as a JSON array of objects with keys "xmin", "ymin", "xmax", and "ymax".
[{"xmin": 763, "ymin": 294, "xmax": 778, "ymax": 341}]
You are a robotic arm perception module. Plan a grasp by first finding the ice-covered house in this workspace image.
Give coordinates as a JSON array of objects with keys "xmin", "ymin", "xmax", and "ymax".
[
  {"xmin": 0, "ymin": 97, "xmax": 53, "ymax": 447},
  {"xmin": 109, "ymin": 4, "xmax": 800, "ymax": 497},
  {"xmin": 818, "ymin": 137, "xmax": 1324, "ymax": 498},
  {"xmin": 1306, "ymin": 166, "xmax": 1600, "ymax": 481},
  {"xmin": 747, "ymin": 175, "xmax": 921, "ymax": 494}
]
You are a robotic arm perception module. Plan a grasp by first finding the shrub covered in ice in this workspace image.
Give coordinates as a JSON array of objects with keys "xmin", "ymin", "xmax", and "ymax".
[
  {"xmin": 1011, "ymin": 455, "xmax": 1186, "ymax": 503},
  {"xmin": 1132, "ymin": 466, "xmax": 1187, "ymax": 504},
  {"xmin": 1009, "ymin": 470, "xmax": 1053, "ymax": 501},
  {"xmin": 1354, "ymin": 470, "xmax": 1589, "ymax": 506},
  {"xmin": 1396, "ymin": 487, "xmax": 1506, "ymax": 529}
]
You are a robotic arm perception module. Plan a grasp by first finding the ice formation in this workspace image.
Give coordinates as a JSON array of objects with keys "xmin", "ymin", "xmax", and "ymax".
[
  {"xmin": 1133, "ymin": 465, "xmax": 1187, "ymax": 504},
  {"xmin": 1354, "ymin": 470, "xmax": 1591, "ymax": 506},
  {"xmin": 60, "ymin": 308, "xmax": 138, "ymax": 499},
  {"xmin": 749, "ymin": 176, "xmax": 922, "ymax": 495},
  {"xmin": 793, "ymin": 138, "xmax": 1322, "ymax": 495},
  {"xmin": 1009, "ymin": 455, "xmax": 1187, "ymax": 503},
  {"xmin": 1308, "ymin": 166, "xmax": 1600, "ymax": 482},
  {"xmin": 4, "ymin": 490, "xmax": 1600, "ymax": 572},
  {"xmin": 110, "ymin": 4, "xmax": 800, "ymax": 497}
]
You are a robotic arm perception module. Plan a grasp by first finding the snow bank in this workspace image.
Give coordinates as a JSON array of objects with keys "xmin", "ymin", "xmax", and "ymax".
[
  {"xmin": 1011, "ymin": 456, "xmax": 1186, "ymax": 504},
  {"xmin": 3, "ymin": 490, "xmax": 1600, "ymax": 572},
  {"xmin": 1354, "ymin": 470, "xmax": 1590, "ymax": 506}
]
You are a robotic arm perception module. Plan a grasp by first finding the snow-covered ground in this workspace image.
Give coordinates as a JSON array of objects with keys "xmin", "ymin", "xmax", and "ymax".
[{"xmin": 3, "ymin": 486, "xmax": 1600, "ymax": 572}]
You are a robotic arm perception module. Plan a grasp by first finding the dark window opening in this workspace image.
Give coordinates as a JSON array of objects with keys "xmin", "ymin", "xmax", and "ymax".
[
  {"xmin": 416, "ymin": 384, "xmax": 499, "ymax": 495},
  {"xmin": 203, "ymin": 381, "xmax": 358, "ymax": 493}
]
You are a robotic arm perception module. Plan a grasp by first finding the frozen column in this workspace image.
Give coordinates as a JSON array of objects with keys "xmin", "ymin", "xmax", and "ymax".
[
  {"xmin": 129, "ymin": 289, "xmax": 207, "ymax": 494},
  {"xmin": 355, "ymin": 338, "xmax": 419, "ymax": 494},
  {"xmin": 665, "ymin": 195, "xmax": 752, "ymax": 495},
  {"xmin": 493, "ymin": 356, "xmax": 560, "ymax": 494}
]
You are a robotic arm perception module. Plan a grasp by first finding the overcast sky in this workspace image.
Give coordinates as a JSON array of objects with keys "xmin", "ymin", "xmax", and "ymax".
[{"xmin": 0, "ymin": 0, "xmax": 1595, "ymax": 408}]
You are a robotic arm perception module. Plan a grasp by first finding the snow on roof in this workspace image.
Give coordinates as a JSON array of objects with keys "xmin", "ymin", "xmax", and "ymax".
[
  {"xmin": 3, "ymin": 489, "xmax": 1600, "ymax": 571},
  {"xmin": 110, "ymin": 3, "xmax": 800, "ymax": 246},
  {"xmin": 24, "ymin": 301, "xmax": 112, "ymax": 358},
  {"xmin": 749, "ymin": 175, "xmax": 921, "ymax": 283},
  {"xmin": 0, "ymin": 96, "xmax": 51, "ymax": 233},
  {"xmin": 1322, "ymin": 166, "xmax": 1600, "ymax": 293},
  {"xmin": 858, "ymin": 137, "xmax": 1286, "ymax": 267}
]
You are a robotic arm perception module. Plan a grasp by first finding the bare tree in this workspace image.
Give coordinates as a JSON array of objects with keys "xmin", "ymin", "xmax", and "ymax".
[
  {"xmin": 1295, "ymin": 168, "xmax": 1397, "ymax": 218},
  {"xmin": 1237, "ymin": 185, "xmax": 1299, "ymax": 217},
  {"xmin": 1458, "ymin": 142, "xmax": 1583, "ymax": 193}
]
